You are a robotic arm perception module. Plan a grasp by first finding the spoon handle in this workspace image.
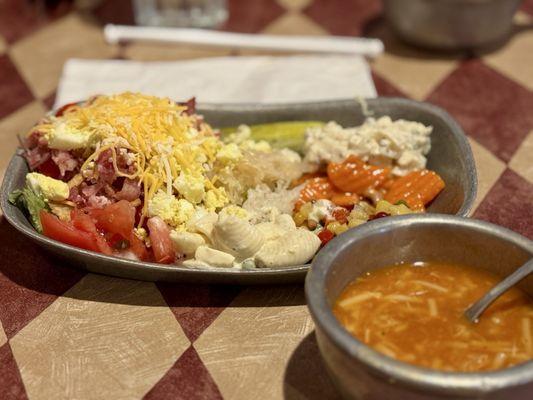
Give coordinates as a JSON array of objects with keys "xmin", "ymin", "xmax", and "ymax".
[{"xmin": 465, "ymin": 259, "xmax": 533, "ymax": 323}]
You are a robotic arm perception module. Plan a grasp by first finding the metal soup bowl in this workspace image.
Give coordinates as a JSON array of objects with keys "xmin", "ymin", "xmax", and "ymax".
[
  {"xmin": 383, "ymin": 0, "xmax": 522, "ymax": 50},
  {"xmin": 305, "ymin": 214, "xmax": 533, "ymax": 399}
]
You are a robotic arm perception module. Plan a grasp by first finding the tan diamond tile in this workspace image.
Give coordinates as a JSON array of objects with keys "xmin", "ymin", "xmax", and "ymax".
[
  {"xmin": 195, "ymin": 286, "xmax": 313, "ymax": 400},
  {"xmin": 277, "ymin": 0, "xmax": 313, "ymax": 12},
  {"xmin": 468, "ymin": 136, "xmax": 506, "ymax": 212},
  {"xmin": 233, "ymin": 12, "xmax": 327, "ymax": 57},
  {"xmin": 0, "ymin": 35, "xmax": 6, "ymax": 55},
  {"xmin": 484, "ymin": 13, "xmax": 533, "ymax": 91},
  {"xmin": 370, "ymin": 28, "xmax": 458, "ymax": 100},
  {"xmin": 123, "ymin": 42, "xmax": 231, "ymax": 62},
  {"xmin": 0, "ymin": 101, "xmax": 46, "ymax": 181},
  {"xmin": 10, "ymin": 274, "xmax": 189, "ymax": 400},
  {"xmin": 9, "ymin": 14, "xmax": 117, "ymax": 99},
  {"xmin": 0, "ymin": 320, "xmax": 7, "ymax": 348},
  {"xmin": 263, "ymin": 11, "xmax": 328, "ymax": 36},
  {"xmin": 509, "ymin": 130, "xmax": 533, "ymax": 184}
]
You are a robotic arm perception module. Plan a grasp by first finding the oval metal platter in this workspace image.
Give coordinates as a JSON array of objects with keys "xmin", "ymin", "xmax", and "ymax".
[{"xmin": 0, "ymin": 98, "xmax": 477, "ymax": 284}]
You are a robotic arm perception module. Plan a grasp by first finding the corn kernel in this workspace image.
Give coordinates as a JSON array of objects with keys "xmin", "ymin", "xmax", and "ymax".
[
  {"xmin": 300, "ymin": 202, "xmax": 313, "ymax": 218},
  {"xmin": 293, "ymin": 212, "xmax": 307, "ymax": 226},
  {"xmin": 348, "ymin": 218, "xmax": 366, "ymax": 228},
  {"xmin": 391, "ymin": 203, "xmax": 412, "ymax": 215},
  {"xmin": 376, "ymin": 200, "xmax": 393, "ymax": 214},
  {"xmin": 327, "ymin": 222, "xmax": 349, "ymax": 235}
]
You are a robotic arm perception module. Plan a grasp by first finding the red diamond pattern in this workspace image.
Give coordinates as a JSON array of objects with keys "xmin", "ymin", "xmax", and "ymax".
[
  {"xmin": 426, "ymin": 60, "xmax": 533, "ymax": 162},
  {"xmin": 0, "ymin": 0, "xmax": 72, "ymax": 44},
  {"xmin": 221, "ymin": 0, "xmax": 285, "ymax": 33},
  {"xmin": 42, "ymin": 90, "xmax": 56, "ymax": 111},
  {"xmin": 144, "ymin": 346, "xmax": 223, "ymax": 400},
  {"xmin": 474, "ymin": 168, "xmax": 533, "ymax": 239},
  {"xmin": 371, "ymin": 71, "xmax": 407, "ymax": 98},
  {"xmin": 0, "ymin": 344, "xmax": 28, "ymax": 400},
  {"xmin": 521, "ymin": 0, "xmax": 533, "ymax": 15},
  {"xmin": 0, "ymin": 220, "xmax": 85, "ymax": 338},
  {"xmin": 0, "ymin": 55, "xmax": 34, "ymax": 119},
  {"xmin": 157, "ymin": 283, "xmax": 241, "ymax": 342},
  {"xmin": 304, "ymin": 0, "xmax": 382, "ymax": 36},
  {"xmin": 91, "ymin": 0, "xmax": 135, "ymax": 26}
]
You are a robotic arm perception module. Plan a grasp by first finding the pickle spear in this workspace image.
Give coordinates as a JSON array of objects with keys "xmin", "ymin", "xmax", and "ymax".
[{"xmin": 220, "ymin": 121, "xmax": 324, "ymax": 153}]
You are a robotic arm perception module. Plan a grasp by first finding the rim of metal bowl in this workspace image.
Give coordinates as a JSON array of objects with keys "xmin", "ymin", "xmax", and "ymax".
[{"xmin": 305, "ymin": 214, "xmax": 533, "ymax": 393}]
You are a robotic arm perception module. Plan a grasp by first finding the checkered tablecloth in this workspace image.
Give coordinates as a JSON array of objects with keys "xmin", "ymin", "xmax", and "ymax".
[{"xmin": 0, "ymin": 1, "xmax": 532, "ymax": 399}]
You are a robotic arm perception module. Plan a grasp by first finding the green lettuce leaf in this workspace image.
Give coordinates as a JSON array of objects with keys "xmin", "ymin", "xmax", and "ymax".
[{"xmin": 9, "ymin": 187, "xmax": 49, "ymax": 233}]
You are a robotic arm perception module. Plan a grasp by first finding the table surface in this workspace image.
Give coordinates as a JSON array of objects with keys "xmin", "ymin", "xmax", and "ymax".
[{"xmin": 1, "ymin": 0, "xmax": 532, "ymax": 399}]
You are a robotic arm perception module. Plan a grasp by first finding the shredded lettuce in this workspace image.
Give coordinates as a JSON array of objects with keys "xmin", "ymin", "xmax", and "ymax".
[{"xmin": 9, "ymin": 187, "xmax": 49, "ymax": 233}]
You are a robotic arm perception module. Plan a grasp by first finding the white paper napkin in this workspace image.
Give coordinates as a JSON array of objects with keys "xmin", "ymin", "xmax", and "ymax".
[{"xmin": 55, "ymin": 55, "xmax": 376, "ymax": 108}]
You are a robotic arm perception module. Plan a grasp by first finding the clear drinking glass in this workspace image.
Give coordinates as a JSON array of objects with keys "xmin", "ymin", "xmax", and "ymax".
[{"xmin": 133, "ymin": 0, "xmax": 228, "ymax": 29}]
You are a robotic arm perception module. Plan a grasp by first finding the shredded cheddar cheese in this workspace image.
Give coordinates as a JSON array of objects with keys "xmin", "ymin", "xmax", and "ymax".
[{"xmin": 31, "ymin": 92, "xmax": 230, "ymax": 223}]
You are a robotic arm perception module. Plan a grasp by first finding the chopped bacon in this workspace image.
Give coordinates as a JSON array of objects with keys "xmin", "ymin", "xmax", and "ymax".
[
  {"xmin": 179, "ymin": 97, "xmax": 196, "ymax": 116},
  {"xmin": 87, "ymin": 195, "xmax": 112, "ymax": 209},
  {"xmin": 69, "ymin": 186, "xmax": 85, "ymax": 205},
  {"xmin": 52, "ymin": 150, "xmax": 78, "ymax": 177},
  {"xmin": 22, "ymin": 131, "xmax": 80, "ymax": 179},
  {"xmin": 25, "ymin": 131, "xmax": 44, "ymax": 148},
  {"xmin": 26, "ymin": 148, "xmax": 51, "ymax": 170},
  {"xmin": 96, "ymin": 149, "xmax": 116, "ymax": 184},
  {"xmin": 115, "ymin": 179, "xmax": 141, "ymax": 201},
  {"xmin": 81, "ymin": 183, "xmax": 104, "ymax": 198},
  {"xmin": 24, "ymin": 132, "xmax": 52, "ymax": 170}
]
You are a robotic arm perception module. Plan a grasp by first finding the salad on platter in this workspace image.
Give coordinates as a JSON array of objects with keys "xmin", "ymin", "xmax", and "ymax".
[{"xmin": 10, "ymin": 92, "xmax": 445, "ymax": 269}]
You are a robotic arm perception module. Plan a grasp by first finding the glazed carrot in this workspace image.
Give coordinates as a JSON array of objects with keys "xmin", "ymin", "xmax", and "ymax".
[
  {"xmin": 330, "ymin": 192, "xmax": 360, "ymax": 207},
  {"xmin": 295, "ymin": 175, "xmax": 361, "ymax": 209},
  {"xmin": 384, "ymin": 170, "xmax": 445, "ymax": 211},
  {"xmin": 295, "ymin": 177, "xmax": 335, "ymax": 210},
  {"xmin": 327, "ymin": 155, "xmax": 390, "ymax": 195},
  {"xmin": 291, "ymin": 172, "xmax": 325, "ymax": 188}
]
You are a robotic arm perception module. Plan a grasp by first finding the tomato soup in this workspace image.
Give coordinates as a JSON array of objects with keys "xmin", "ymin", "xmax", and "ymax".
[{"xmin": 333, "ymin": 262, "xmax": 533, "ymax": 372}]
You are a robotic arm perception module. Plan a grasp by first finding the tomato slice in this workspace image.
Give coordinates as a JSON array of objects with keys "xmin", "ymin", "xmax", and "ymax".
[
  {"xmin": 41, "ymin": 210, "xmax": 100, "ymax": 252},
  {"xmin": 37, "ymin": 158, "xmax": 61, "ymax": 179},
  {"xmin": 317, "ymin": 229, "xmax": 335, "ymax": 246},
  {"xmin": 71, "ymin": 209, "xmax": 112, "ymax": 255},
  {"xmin": 129, "ymin": 232, "xmax": 150, "ymax": 261},
  {"xmin": 89, "ymin": 200, "xmax": 135, "ymax": 239},
  {"xmin": 55, "ymin": 101, "xmax": 78, "ymax": 117},
  {"xmin": 147, "ymin": 217, "xmax": 175, "ymax": 264}
]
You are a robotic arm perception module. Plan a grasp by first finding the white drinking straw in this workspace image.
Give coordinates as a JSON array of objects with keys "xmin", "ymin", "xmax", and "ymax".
[{"xmin": 104, "ymin": 24, "xmax": 384, "ymax": 58}]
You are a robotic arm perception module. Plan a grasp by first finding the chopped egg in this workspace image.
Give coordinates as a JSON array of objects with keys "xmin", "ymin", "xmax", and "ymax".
[
  {"xmin": 216, "ymin": 143, "xmax": 242, "ymax": 163},
  {"xmin": 173, "ymin": 171, "xmax": 205, "ymax": 204},
  {"xmin": 204, "ymin": 188, "xmax": 229, "ymax": 211},
  {"xmin": 223, "ymin": 124, "xmax": 271, "ymax": 153},
  {"xmin": 26, "ymin": 172, "xmax": 69, "ymax": 201},
  {"xmin": 133, "ymin": 227, "xmax": 148, "ymax": 241},
  {"xmin": 47, "ymin": 121, "xmax": 93, "ymax": 150},
  {"xmin": 148, "ymin": 191, "xmax": 195, "ymax": 229}
]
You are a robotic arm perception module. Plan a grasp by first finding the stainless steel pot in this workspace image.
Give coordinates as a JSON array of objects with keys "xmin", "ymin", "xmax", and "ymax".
[
  {"xmin": 305, "ymin": 214, "xmax": 533, "ymax": 399},
  {"xmin": 383, "ymin": 0, "xmax": 522, "ymax": 49}
]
